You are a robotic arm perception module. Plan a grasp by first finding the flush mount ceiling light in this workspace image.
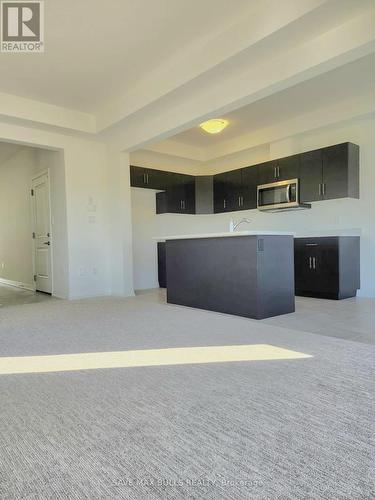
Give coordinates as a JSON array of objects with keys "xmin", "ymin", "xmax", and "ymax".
[{"xmin": 199, "ymin": 118, "xmax": 229, "ymax": 134}]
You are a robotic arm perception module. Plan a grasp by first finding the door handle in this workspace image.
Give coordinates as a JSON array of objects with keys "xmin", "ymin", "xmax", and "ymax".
[
  {"xmin": 43, "ymin": 241, "xmax": 50, "ymax": 246},
  {"xmin": 286, "ymin": 184, "xmax": 291, "ymax": 203}
]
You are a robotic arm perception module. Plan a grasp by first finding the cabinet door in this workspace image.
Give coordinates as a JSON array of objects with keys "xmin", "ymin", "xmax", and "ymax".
[
  {"xmin": 145, "ymin": 169, "xmax": 170, "ymax": 190},
  {"xmin": 213, "ymin": 173, "xmax": 226, "ymax": 213},
  {"xmin": 277, "ymin": 154, "xmax": 300, "ymax": 181},
  {"xmin": 156, "ymin": 191, "xmax": 167, "ymax": 214},
  {"xmin": 130, "ymin": 166, "xmax": 148, "ymax": 188},
  {"xmin": 315, "ymin": 239, "xmax": 339, "ymax": 293},
  {"xmin": 322, "ymin": 144, "xmax": 349, "ymax": 200},
  {"xmin": 183, "ymin": 179, "xmax": 196, "ymax": 214},
  {"xmin": 213, "ymin": 170, "xmax": 242, "ymax": 212},
  {"xmin": 130, "ymin": 166, "xmax": 171, "ymax": 190},
  {"xmin": 294, "ymin": 240, "xmax": 320, "ymax": 293},
  {"xmin": 300, "ymin": 149, "xmax": 323, "ymax": 202},
  {"xmin": 257, "ymin": 161, "xmax": 278, "ymax": 185},
  {"xmin": 241, "ymin": 166, "xmax": 258, "ymax": 209},
  {"xmin": 157, "ymin": 242, "xmax": 166, "ymax": 288},
  {"xmin": 166, "ymin": 177, "xmax": 195, "ymax": 214}
]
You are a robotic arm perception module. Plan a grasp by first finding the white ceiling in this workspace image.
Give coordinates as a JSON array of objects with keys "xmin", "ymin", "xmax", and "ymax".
[
  {"xmin": 0, "ymin": 0, "xmax": 251, "ymax": 112},
  {"xmin": 168, "ymin": 52, "xmax": 375, "ymax": 150}
]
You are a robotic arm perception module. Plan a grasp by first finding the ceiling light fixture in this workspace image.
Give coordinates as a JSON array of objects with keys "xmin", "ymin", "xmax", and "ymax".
[{"xmin": 199, "ymin": 118, "xmax": 229, "ymax": 134}]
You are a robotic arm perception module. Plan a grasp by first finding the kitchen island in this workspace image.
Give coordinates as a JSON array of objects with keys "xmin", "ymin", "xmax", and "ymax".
[{"xmin": 156, "ymin": 231, "xmax": 295, "ymax": 320}]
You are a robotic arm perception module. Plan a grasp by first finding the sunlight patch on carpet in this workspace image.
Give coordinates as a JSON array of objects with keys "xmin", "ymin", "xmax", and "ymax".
[{"xmin": 0, "ymin": 344, "xmax": 312, "ymax": 375}]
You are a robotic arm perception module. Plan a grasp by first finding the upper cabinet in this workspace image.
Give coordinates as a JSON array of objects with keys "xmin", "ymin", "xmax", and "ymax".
[
  {"xmin": 322, "ymin": 143, "xmax": 359, "ymax": 200},
  {"xmin": 213, "ymin": 166, "xmax": 259, "ymax": 213},
  {"xmin": 131, "ymin": 142, "xmax": 359, "ymax": 215},
  {"xmin": 130, "ymin": 166, "xmax": 172, "ymax": 190},
  {"xmin": 156, "ymin": 173, "xmax": 196, "ymax": 214},
  {"xmin": 213, "ymin": 169, "xmax": 243, "ymax": 213},
  {"xmin": 257, "ymin": 155, "xmax": 300, "ymax": 185},
  {"xmin": 256, "ymin": 161, "xmax": 278, "ymax": 185},
  {"xmin": 300, "ymin": 143, "xmax": 359, "ymax": 203},
  {"xmin": 240, "ymin": 166, "xmax": 258, "ymax": 210}
]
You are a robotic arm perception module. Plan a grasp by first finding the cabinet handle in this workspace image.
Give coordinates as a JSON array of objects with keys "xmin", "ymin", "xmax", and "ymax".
[
  {"xmin": 313, "ymin": 257, "xmax": 317, "ymax": 270},
  {"xmin": 223, "ymin": 199, "xmax": 226, "ymax": 209},
  {"xmin": 143, "ymin": 173, "xmax": 146, "ymax": 184},
  {"xmin": 277, "ymin": 166, "xmax": 280, "ymax": 178},
  {"xmin": 319, "ymin": 183, "xmax": 322, "ymax": 196},
  {"xmin": 146, "ymin": 174, "xmax": 149, "ymax": 184},
  {"xmin": 309, "ymin": 257, "xmax": 312, "ymax": 269},
  {"xmin": 274, "ymin": 166, "xmax": 277, "ymax": 179},
  {"xmin": 241, "ymin": 196, "xmax": 244, "ymax": 207},
  {"xmin": 238, "ymin": 196, "xmax": 241, "ymax": 207},
  {"xmin": 322, "ymin": 183, "xmax": 326, "ymax": 196}
]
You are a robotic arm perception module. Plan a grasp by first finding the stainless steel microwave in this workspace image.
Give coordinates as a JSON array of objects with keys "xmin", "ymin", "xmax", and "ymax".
[{"xmin": 257, "ymin": 178, "xmax": 311, "ymax": 212}]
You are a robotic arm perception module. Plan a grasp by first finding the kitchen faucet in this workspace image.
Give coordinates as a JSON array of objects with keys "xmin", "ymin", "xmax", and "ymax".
[{"xmin": 229, "ymin": 218, "xmax": 252, "ymax": 232}]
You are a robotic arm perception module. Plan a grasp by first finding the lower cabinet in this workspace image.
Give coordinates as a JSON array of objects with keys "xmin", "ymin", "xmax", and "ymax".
[
  {"xmin": 157, "ymin": 242, "xmax": 166, "ymax": 288},
  {"xmin": 294, "ymin": 237, "xmax": 360, "ymax": 299}
]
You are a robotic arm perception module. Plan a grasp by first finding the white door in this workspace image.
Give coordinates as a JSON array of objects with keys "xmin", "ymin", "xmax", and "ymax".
[{"xmin": 31, "ymin": 172, "xmax": 52, "ymax": 294}]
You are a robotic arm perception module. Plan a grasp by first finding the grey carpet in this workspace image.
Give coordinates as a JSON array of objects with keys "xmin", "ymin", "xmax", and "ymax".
[{"xmin": 0, "ymin": 293, "xmax": 375, "ymax": 499}]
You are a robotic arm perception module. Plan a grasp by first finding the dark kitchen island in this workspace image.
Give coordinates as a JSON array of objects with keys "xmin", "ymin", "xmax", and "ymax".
[{"xmin": 158, "ymin": 231, "xmax": 295, "ymax": 320}]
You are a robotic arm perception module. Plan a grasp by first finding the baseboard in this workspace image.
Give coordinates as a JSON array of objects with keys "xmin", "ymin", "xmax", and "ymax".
[
  {"xmin": 52, "ymin": 293, "xmax": 68, "ymax": 300},
  {"xmin": 0, "ymin": 277, "xmax": 35, "ymax": 292},
  {"xmin": 68, "ymin": 291, "xmax": 111, "ymax": 300}
]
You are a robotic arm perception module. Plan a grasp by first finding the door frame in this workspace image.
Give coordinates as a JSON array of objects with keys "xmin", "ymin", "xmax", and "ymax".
[{"xmin": 31, "ymin": 169, "xmax": 54, "ymax": 294}]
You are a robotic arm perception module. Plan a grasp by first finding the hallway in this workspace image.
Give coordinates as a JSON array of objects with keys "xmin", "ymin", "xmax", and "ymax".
[{"xmin": 0, "ymin": 284, "xmax": 55, "ymax": 309}]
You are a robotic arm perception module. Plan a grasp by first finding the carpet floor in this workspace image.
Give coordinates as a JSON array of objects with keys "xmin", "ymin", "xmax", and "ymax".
[{"xmin": 0, "ymin": 293, "xmax": 374, "ymax": 499}]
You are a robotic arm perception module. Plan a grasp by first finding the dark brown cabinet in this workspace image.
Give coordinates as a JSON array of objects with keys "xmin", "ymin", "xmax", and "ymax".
[
  {"xmin": 213, "ymin": 169, "xmax": 243, "ymax": 213},
  {"xmin": 300, "ymin": 143, "xmax": 359, "ymax": 203},
  {"xmin": 131, "ymin": 142, "xmax": 359, "ymax": 215},
  {"xmin": 294, "ymin": 237, "xmax": 360, "ymax": 299},
  {"xmin": 214, "ymin": 166, "xmax": 258, "ymax": 213},
  {"xmin": 155, "ymin": 174, "xmax": 195, "ymax": 214},
  {"xmin": 299, "ymin": 149, "xmax": 323, "ymax": 202},
  {"xmin": 130, "ymin": 165, "xmax": 172, "ymax": 190},
  {"xmin": 157, "ymin": 242, "xmax": 166, "ymax": 288},
  {"xmin": 257, "ymin": 155, "xmax": 300, "ymax": 185},
  {"xmin": 256, "ymin": 161, "xmax": 278, "ymax": 185},
  {"xmin": 277, "ymin": 154, "xmax": 300, "ymax": 181},
  {"xmin": 241, "ymin": 166, "xmax": 258, "ymax": 210}
]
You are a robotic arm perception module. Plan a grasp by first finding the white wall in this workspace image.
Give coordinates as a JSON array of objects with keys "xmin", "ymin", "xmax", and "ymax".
[
  {"xmin": 0, "ymin": 121, "xmax": 135, "ymax": 299},
  {"xmin": 131, "ymin": 149, "xmax": 203, "ymax": 176},
  {"xmin": 0, "ymin": 147, "xmax": 38, "ymax": 288},
  {"xmin": 131, "ymin": 116, "xmax": 375, "ymax": 297}
]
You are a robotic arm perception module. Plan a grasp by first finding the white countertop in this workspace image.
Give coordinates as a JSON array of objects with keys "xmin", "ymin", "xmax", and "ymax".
[{"xmin": 154, "ymin": 231, "xmax": 295, "ymax": 241}]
